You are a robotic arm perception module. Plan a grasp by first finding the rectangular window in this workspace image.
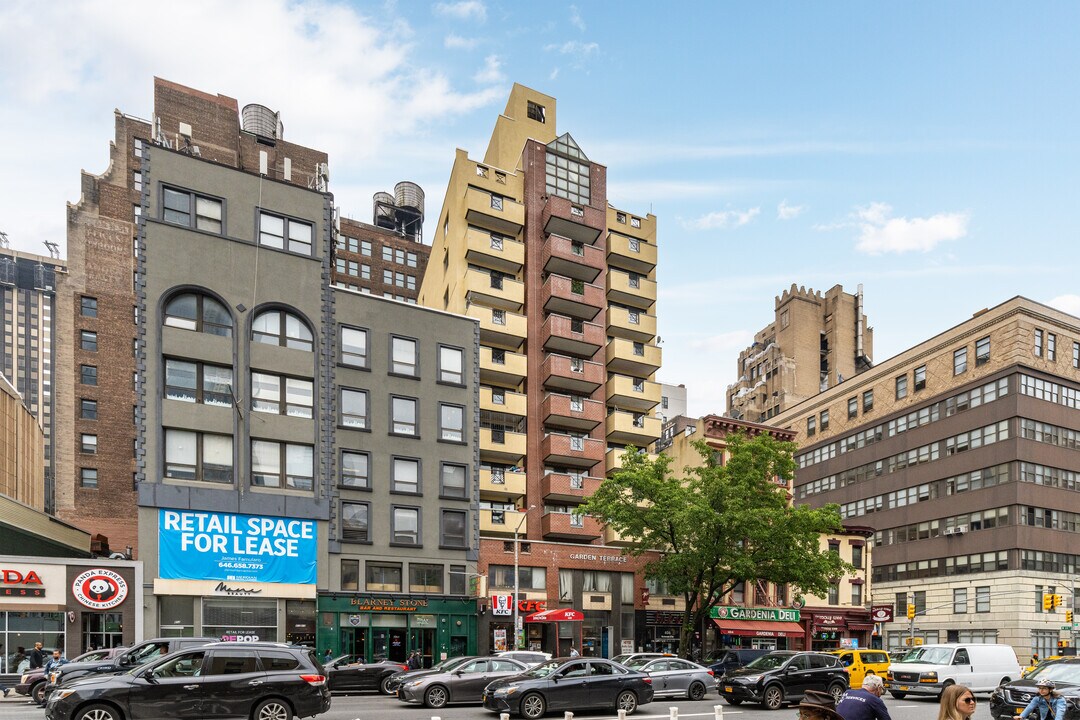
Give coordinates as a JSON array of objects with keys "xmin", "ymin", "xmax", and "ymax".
[
  {"xmin": 852, "ymin": 545, "xmax": 863, "ymax": 569},
  {"xmin": 165, "ymin": 360, "xmax": 233, "ymax": 406},
  {"xmin": 360, "ymin": 239, "xmax": 372, "ymax": 256},
  {"xmin": 341, "ymin": 327, "xmax": 368, "ymax": 367},
  {"xmin": 340, "ymin": 451, "xmax": 370, "ymax": 489},
  {"xmin": 807, "ymin": 416, "xmax": 816, "ymax": 437},
  {"xmin": 439, "ymin": 345, "xmax": 464, "ymax": 384},
  {"xmin": 80, "ymin": 399, "xmax": 98, "ymax": 420},
  {"xmin": 896, "ymin": 375, "xmax": 908, "ymax": 399},
  {"xmin": 1048, "ymin": 333, "xmax": 1057, "ymax": 361},
  {"xmin": 251, "ymin": 440, "xmax": 313, "ymax": 490},
  {"xmin": 847, "ymin": 397, "xmax": 858, "ymax": 419},
  {"xmin": 410, "ymin": 564, "xmax": 443, "ymax": 593},
  {"xmin": 441, "ymin": 464, "xmax": 467, "ymax": 499},
  {"xmin": 341, "ymin": 559, "xmax": 360, "ymax": 591},
  {"xmin": 895, "ymin": 592, "xmax": 907, "ymax": 618},
  {"xmin": 863, "ymin": 389, "xmax": 874, "ymax": 412},
  {"xmin": 340, "ymin": 388, "xmax": 369, "ymax": 429},
  {"xmin": 252, "ymin": 373, "xmax": 313, "ymax": 418},
  {"xmin": 366, "ymin": 562, "xmax": 401, "ymax": 591},
  {"xmin": 163, "ymin": 187, "xmax": 223, "ymax": 233},
  {"xmin": 382, "ymin": 269, "xmax": 393, "ymax": 285},
  {"xmin": 133, "ymin": 171, "xmax": 142, "ymax": 192},
  {"xmin": 80, "ymin": 434, "xmax": 98, "ymax": 454},
  {"xmin": 80, "ymin": 330, "xmax": 98, "ymax": 351},
  {"xmin": 259, "ymin": 212, "xmax": 313, "ymax": 255},
  {"xmin": 851, "ymin": 583, "xmax": 863, "ymax": 606},
  {"xmin": 827, "ymin": 583, "xmax": 839, "ymax": 605},
  {"xmin": 527, "ymin": 100, "xmax": 546, "ymax": 122},
  {"xmin": 391, "ymin": 336, "xmax": 418, "ymax": 376},
  {"xmin": 441, "ymin": 509, "xmax": 468, "ymax": 549},
  {"xmin": 80, "ymin": 364, "xmax": 98, "ymax": 386},
  {"xmin": 954, "ymin": 588, "xmax": 968, "ymax": 614},
  {"xmin": 449, "ymin": 565, "xmax": 466, "ymax": 595},
  {"xmin": 1074, "ymin": 342, "xmax": 1080, "ymax": 369},
  {"xmin": 392, "ymin": 506, "xmax": 420, "ymax": 545},
  {"xmin": 976, "ymin": 336, "xmax": 991, "ymax": 366},
  {"xmin": 133, "ymin": 138, "xmax": 143, "ymax": 158},
  {"xmin": 342, "ymin": 502, "xmax": 369, "ymax": 542},
  {"xmin": 914, "ymin": 364, "xmax": 927, "ymax": 391},
  {"xmin": 976, "ymin": 586, "xmax": 990, "ymax": 612},
  {"xmin": 440, "ymin": 403, "xmax": 464, "ymax": 442},
  {"xmin": 165, "ymin": 429, "xmax": 233, "ymax": 484},
  {"xmin": 954, "ymin": 347, "xmax": 968, "ymax": 375},
  {"xmin": 914, "ymin": 590, "xmax": 926, "ymax": 616},
  {"xmin": 392, "ymin": 457, "xmax": 420, "ymax": 494},
  {"xmin": 80, "ymin": 296, "xmax": 98, "ymax": 317},
  {"xmin": 80, "ymin": 468, "xmax": 98, "ymax": 488},
  {"xmin": 490, "ymin": 194, "xmax": 504, "ymax": 211},
  {"xmin": 820, "ymin": 410, "xmax": 830, "ymax": 431},
  {"xmin": 391, "ymin": 396, "xmax": 418, "ymax": 435},
  {"xmin": 1035, "ymin": 329, "xmax": 1044, "ymax": 357},
  {"xmin": 382, "ymin": 245, "xmax": 393, "ymax": 262}
]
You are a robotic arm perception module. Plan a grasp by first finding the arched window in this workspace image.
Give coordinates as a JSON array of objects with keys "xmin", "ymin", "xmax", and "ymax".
[
  {"xmin": 252, "ymin": 309, "xmax": 314, "ymax": 351},
  {"xmin": 163, "ymin": 293, "xmax": 232, "ymax": 336}
]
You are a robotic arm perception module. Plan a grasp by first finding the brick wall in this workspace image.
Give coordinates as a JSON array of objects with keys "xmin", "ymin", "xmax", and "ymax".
[{"xmin": 333, "ymin": 217, "xmax": 430, "ymax": 302}]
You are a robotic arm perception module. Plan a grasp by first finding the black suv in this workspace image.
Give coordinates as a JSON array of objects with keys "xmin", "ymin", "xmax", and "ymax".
[
  {"xmin": 45, "ymin": 642, "xmax": 331, "ymax": 720},
  {"xmin": 991, "ymin": 658, "xmax": 1080, "ymax": 720},
  {"xmin": 717, "ymin": 651, "xmax": 848, "ymax": 710}
]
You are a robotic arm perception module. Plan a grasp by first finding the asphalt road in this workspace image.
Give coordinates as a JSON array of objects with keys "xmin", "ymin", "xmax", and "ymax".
[{"xmin": 0, "ymin": 690, "xmax": 997, "ymax": 720}]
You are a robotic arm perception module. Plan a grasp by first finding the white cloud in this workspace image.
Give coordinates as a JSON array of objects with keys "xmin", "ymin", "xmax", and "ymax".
[
  {"xmin": 854, "ymin": 202, "xmax": 970, "ymax": 255},
  {"xmin": 433, "ymin": 0, "xmax": 486, "ymax": 22},
  {"xmin": 543, "ymin": 40, "xmax": 599, "ymax": 72},
  {"xmin": 777, "ymin": 200, "xmax": 805, "ymax": 220},
  {"xmin": 1048, "ymin": 294, "xmax": 1080, "ymax": 318},
  {"xmin": 473, "ymin": 54, "xmax": 504, "ymax": 84},
  {"xmin": 444, "ymin": 33, "xmax": 479, "ymax": 49},
  {"xmin": 569, "ymin": 5, "xmax": 586, "ymax": 31},
  {"xmin": 683, "ymin": 207, "xmax": 761, "ymax": 231},
  {"xmin": 549, "ymin": 67, "xmax": 560, "ymax": 81}
]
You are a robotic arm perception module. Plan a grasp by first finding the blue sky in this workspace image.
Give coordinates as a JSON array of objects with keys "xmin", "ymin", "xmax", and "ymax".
[{"xmin": 1, "ymin": 1, "xmax": 1078, "ymax": 414}]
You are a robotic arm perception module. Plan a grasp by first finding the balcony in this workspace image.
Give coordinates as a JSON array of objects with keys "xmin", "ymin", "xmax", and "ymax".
[
  {"xmin": 604, "ymin": 525, "xmax": 638, "ymax": 547},
  {"xmin": 542, "ymin": 195, "xmax": 604, "ymax": 245},
  {"xmin": 541, "ymin": 510, "xmax": 603, "ymax": 541},
  {"xmin": 542, "ymin": 274, "xmax": 604, "ymax": 321},
  {"xmin": 481, "ymin": 386, "xmax": 527, "ymax": 417},
  {"xmin": 465, "ymin": 185, "xmax": 524, "ymax": 236},
  {"xmin": 606, "ymin": 337, "xmax": 661, "ymax": 376},
  {"xmin": 467, "ymin": 305, "xmax": 526, "ymax": 349},
  {"xmin": 608, "ymin": 208, "xmax": 656, "ymax": 242},
  {"xmin": 465, "ymin": 268, "xmax": 524, "ymax": 311},
  {"xmin": 542, "ymin": 314, "xmax": 604, "ymax": 358},
  {"xmin": 543, "ymin": 234, "xmax": 603, "ymax": 283},
  {"xmin": 480, "ymin": 468, "xmax": 527, "ymax": 502},
  {"xmin": 480, "ymin": 346, "xmax": 527, "ymax": 386},
  {"xmin": 540, "ymin": 472, "xmax": 602, "ymax": 503},
  {"xmin": 541, "ymin": 354, "xmax": 605, "ymax": 395},
  {"xmin": 607, "ymin": 231, "xmax": 657, "ymax": 275},
  {"xmin": 607, "ymin": 269, "xmax": 657, "ymax": 310},
  {"xmin": 606, "ymin": 374, "xmax": 662, "ymax": 413},
  {"xmin": 481, "ymin": 508, "xmax": 527, "ymax": 537},
  {"xmin": 605, "ymin": 447, "xmax": 659, "ymax": 475},
  {"xmin": 480, "ymin": 427, "xmax": 527, "ymax": 464},
  {"xmin": 465, "ymin": 227, "xmax": 525, "ymax": 273},
  {"xmin": 606, "ymin": 411, "xmax": 662, "ymax": 447},
  {"xmin": 542, "ymin": 393, "xmax": 604, "ymax": 432},
  {"xmin": 541, "ymin": 432, "xmax": 605, "ymax": 469},
  {"xmin": 606, "ymin": 305, "xmax": 656, "ymax": 344}
]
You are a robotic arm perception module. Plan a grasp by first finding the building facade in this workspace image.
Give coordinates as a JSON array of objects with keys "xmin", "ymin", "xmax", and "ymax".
[
  {"xmin": 728, "ymin": 284, "xmax": 873, "ymax": 422},
  {"xmin": 773, "ymin": 296, "xmax": 1080, "ymax": 661},
  {"xmin": 418, "ymin": 84, "xmax": 664, "ymax": 657},
  {"xmin": 658, "ymin": 383, "xmax": 687, "ymax": 424}
]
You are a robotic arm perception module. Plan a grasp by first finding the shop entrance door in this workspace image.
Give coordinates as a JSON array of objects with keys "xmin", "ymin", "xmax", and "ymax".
[
  {"xmin": 752, "ymin": 638, "xmax": 777, "ymax": 650},
  {"xmin": 410, "ymin": 629, "xmax": 435, "ymax": 668},
  {"xmin": 82, "ymin": 612, "xmax": 124, "ymax": 651},
  {"xmin": 450, "ymin": 634, "xmax": 468, "ymax": 657},
  {"xmin": 373, "ymin": 628, "xmax": 407, "ymax": 662},
  {"xmin": 340, "ymin": 627, "xmax": 367, "ymax": 660}
]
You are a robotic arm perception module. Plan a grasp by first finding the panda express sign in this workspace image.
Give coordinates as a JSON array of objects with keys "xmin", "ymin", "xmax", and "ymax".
[{"xmin": 0, "ymin": 564, "xmax": 66, "ymax": 601}]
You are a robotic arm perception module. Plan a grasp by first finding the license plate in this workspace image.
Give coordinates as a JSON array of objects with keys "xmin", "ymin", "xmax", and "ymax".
[
  {"xmin": 898, "ymin": 686, "xmax": 909, "ymax": 691},
  {"xmin": 725, "ymin": 686, "xmax": 733, "ymax": 693},
  {"xmin": 1015, "ymin": 710, "xmax": 1023, "ymax": 715}
]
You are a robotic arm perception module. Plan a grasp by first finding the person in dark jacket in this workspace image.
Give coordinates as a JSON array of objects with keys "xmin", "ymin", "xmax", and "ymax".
[
  {"xmin": 836, "ymin": 675, "xmax": 892, "ymax": 720},
  {"xmin": 29, "ymin": 642, "xmax": 45, "ymax": 670}
]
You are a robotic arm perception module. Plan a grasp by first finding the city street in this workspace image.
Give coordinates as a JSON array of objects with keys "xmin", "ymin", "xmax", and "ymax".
[{"xmin": 0, "ymin": 691, "xmax": 995, "ymax": 720}]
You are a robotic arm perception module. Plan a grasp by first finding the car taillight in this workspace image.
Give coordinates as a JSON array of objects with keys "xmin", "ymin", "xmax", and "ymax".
[
  {"xmin": 300, "ymin": 674, "xmax": 326, "ymax": 686},
  {"xmin": 399, "ymin": 665, "xmax": 408, "ymax": 671},
  {"xmin": 707, "ymin": 670, "xmax": 715, "ymax": 676},
  {"xmin": 643, "ymin": 677, "xmax": 652, "ymax": 684}
]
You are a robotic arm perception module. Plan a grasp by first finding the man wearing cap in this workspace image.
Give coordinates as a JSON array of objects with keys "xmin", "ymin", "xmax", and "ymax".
[
  {"xmin": 836, "ymin": 676, "xmax": 892, "ymax": 720},
  {"xmin": 798, "ymin": 690, "xmax": 845, "ymax": 720},
  {"xmin": 1019, "ymin": 678, "xmax": 1065, "ymax": 720}
]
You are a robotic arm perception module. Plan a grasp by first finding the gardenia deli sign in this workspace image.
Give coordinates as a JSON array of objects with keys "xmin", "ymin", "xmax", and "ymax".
[
  {"xmin": 159, "ymin": 509, "xmax": 317, "ymax": 585},
  {"xmin": 710, "ymin": 606, "xmax": 801, "ymax": 622}
]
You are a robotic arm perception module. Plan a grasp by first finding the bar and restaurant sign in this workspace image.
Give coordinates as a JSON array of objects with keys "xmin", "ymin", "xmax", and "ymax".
[{"xmin": 710, "ymin": 606, "xmax": 801, "ymax": 622}]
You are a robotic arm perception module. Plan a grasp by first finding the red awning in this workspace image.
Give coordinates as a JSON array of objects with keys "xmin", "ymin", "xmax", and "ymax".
[
  {"xmin": 712, "ymin": 619, "xmax": 804, "ymax": 638},
  {"xmin": 527, "ymin": 608, "xmax": 584, "ymax": 622}
]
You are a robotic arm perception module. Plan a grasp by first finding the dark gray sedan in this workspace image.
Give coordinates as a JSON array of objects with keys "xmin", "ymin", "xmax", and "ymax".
[
  {"xmin": 631, "ymin": 657, "xmax": 715, "ymax": 700},
  {"xmin": 399, "ymin": 656, "xmax": 528, "ymax": 708}
]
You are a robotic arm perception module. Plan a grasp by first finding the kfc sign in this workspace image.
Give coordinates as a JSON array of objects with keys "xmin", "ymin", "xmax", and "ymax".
[
  {"xmin": 491, "ymin": 595, "xmax": 547, "ymax": 615},
  {"xmin": 0, "ymin": 568, "xmax": 45, "ymax": 597}
]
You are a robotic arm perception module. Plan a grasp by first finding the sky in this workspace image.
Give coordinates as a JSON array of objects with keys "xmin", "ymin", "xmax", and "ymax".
[{"xmin": 1, "ymin": 1, "xmax": 1079, "ymax": 417}]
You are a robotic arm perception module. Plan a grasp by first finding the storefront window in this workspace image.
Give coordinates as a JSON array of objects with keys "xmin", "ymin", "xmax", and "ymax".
[
  {"xmin": 286, "ymin": 600, "xmax": 315, "ymax": 646},
  {"xmin": 83, "ymin": 612, "xmax": 124, "ymax": 651},
  {"xmin": 203, "ymin": 598, "xmax": 278, "ymax": 642},
  {"xmin": 4, "ymin": 613, "xmax": 64, "ymax": 672},
  {"xmin": 559, "ymin": 570, "xmax": 573, "ymax": 601},
  {"xmin": 583, "ymin": 571, "xmax": 611, "ymax": 592},
  {"xmin": 621, "ymin": 613, "xmax": 635, "ymax": 649},
  {"xmin": 159, "ymin": 596, "xmax": 194, "ymax": 637},
  {"xmin": 620, "ymin": 573, "xmax": 634, "ymax": 605}
]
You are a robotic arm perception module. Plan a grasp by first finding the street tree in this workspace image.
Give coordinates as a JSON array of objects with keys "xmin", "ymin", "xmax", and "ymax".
[{"xmin": 581, "ymin": 431, "xmax": 852, "ymax": 659}]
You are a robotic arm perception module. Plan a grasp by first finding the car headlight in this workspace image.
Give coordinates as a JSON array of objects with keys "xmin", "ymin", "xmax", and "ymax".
[
  {"xmin": 405, "ymin": 680, "xmax": 425, "ymax": 688},
  {"xmin": 494, "ymin": 685, "xmax": 518, "ymax": 696},
  {"xmin": 921, "ymin": 672, "xmax": 938, "ymax": 682},
  {"xmin": 739, "ymin": 675, "xmax": 761, "ymax": 683},
  {"xmin": 55, "ymin": 689, "xmax": 78, "ymax": 701}
]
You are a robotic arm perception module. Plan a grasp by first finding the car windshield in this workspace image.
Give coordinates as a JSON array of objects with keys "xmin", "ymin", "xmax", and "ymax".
[
  {"xmin": 623, "ymin": 657, "xmax": 653, "ymax": 669},
  {"xmin": 1029, "ymin": 663, "xmax": 1080, "ymax": 684},
  {"xmin": 521, "ymin": 660, "xmax": 565, "ymax": 678},
  {"xmin": 743, "ymin": 653, "xmax": 791, "ymax": 670},
  {"xmin": 899, "ymin": 647, "xmax": 953, "ymax": 664}
]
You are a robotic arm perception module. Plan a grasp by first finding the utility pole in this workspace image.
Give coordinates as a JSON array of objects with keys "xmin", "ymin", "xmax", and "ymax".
[{"xmin": 512, "ymin": 507, "xmax": 533, "ymax": 651}]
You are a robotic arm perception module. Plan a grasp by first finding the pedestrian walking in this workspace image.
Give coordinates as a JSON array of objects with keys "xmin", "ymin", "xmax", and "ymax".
[
  {"xmin": 39, "ymin": 650, "xmax": 68, "ymax": 707},
  {"xmin": 28, "ymin": 642, "xmax": 44, "ymax": 670},
  {"xmin": 322, "ymin": 648, "xmax": 333, "ymax": 664},
  {"xmin": 798, "ymin": 689, "xmax": 844, "ymax": 720},
  {"xmin": 1019, "ymin": 679, "xmax": 1066, "ymax": 720},
  {"xmin": 836, "ymin": 675, "xmax": 891, "ymax": 720},
  {"xmin": 937, "ymin": 684, "xmax": 977, "ymax": 720},
  {"xmin": 569, "ymin": 645, "xmax": 579, "ymax": 658}
]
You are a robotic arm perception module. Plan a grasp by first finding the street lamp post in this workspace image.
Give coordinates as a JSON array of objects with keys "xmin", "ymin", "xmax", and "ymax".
[{"xmin": 512, "ymin": 506, "xmax": 534, "ymax": 651}]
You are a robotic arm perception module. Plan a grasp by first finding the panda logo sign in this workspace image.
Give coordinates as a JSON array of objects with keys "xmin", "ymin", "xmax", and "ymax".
[{"xmin": 72, "ymin": 569, "xmax": 128, "ymax": 610}]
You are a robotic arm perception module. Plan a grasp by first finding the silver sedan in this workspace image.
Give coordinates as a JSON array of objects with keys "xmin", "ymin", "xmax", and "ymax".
[
  {"xmin": 398, "ymin": 656, "xmax": 528, "ymax": 708},
  {"xmin": 631, "ymin": 657, "xmax": 715, "ymax": 700}
]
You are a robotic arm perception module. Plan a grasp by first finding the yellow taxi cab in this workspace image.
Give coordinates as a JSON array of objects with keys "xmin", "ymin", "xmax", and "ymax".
[
  {"xmin": 1022, "ymin": 655, "xmax": 1063, "ymax": 678},
  {"xmin": 828, "ymin": 649, "xmax": 891, "ymax": 688}
]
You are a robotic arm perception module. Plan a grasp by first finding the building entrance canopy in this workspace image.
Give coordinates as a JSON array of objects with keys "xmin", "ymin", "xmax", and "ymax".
[
  {"xmin": 526, "ymin": 608, "xmax": 584, "ymax": 622},
  {"xmin": 712, "ymin": 619, "xmax": 804, "ymax": 638}
]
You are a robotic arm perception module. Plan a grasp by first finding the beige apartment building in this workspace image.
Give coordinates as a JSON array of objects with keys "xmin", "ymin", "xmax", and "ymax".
[
  {"xmin": 728, "ymin": 284, "xmax": 873, "ymax": 422},
  {"xmin": 774, "ymin": 296, "xmax": 1080, "ymax": 660}
]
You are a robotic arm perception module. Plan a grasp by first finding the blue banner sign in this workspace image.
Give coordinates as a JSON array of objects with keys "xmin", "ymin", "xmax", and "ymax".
[{"xmin": 159, "ymin": 509, "xmax": 317, "ymax": 585}]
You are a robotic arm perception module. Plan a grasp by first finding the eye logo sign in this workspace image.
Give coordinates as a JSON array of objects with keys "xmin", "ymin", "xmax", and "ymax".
[{"xmin": 72, "ymin": 569, "xmax": 128, "ymax": 610}]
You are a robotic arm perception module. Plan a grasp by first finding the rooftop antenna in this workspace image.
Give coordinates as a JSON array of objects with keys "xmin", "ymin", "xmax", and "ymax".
[
  {"xmin": 0, "ymin": 231, "xmax": 8, "ymax": 249},
  {"xmin": 43, "ymin": 241, "xmax": 60, "ymax": 259}
]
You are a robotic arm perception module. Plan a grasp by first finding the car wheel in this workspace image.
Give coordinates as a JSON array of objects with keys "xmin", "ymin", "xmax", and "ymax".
[
  {"xmin": 254, "ymin": 698, "xmax": 294, "ymax": 720},
  {"xmin": 938, "ymin": 680, "xmax": 954, "ymax": 700},
  {"xmin": 829, "ymin": 684, "xmax": 846, "ymax": 703},
  {"xmin": 424, "ymin": 685, "xmax": 449, "ymax": 709},
  {"xmin": 889, "ymin": 691, "xmax": 907, "ymax": 700},
  {"xmin": 380, "ymin": 675, "xmax": 396, "ymax": 695},
  {"xmin": 521, "ymin": 692, "xmax": 547, "ymax": 719},
  {"xmin": 616, "ymin": 690, "xmax": 638, "ymax": 714},
  {"xmin": 31, "ymin": 681, "xmax": 46, "ymax": 705},
  {"xmin": 73, "ymin": 704, "xmax": 123, "ymax": 720},
  {"xmin": 763, "ymin": 684, "xmax": 785, "ymax": 710},
  {"xmin": 688, "ymin": 682, "xmax": 707, "ymax": 701}
]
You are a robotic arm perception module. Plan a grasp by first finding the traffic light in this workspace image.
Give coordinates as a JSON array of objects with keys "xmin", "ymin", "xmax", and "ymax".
[
  {"xmin": 1043, "ymin": 594, "xmax": 1053, "ymax": 611},
  {"xmin": 1059, "ymin": 640, "xmax": 1070, "ymax": 649},
  {"xmin": 1066, "ymin": 610, "xmax": 1074, "ymax": 623},
  {"xmin": 1053, "ymin": 594, "xmax": 1064, "ymax": 609},
  {"xmin": 907, "ymin": 604, "xmax": 915, "ymax": 619}
]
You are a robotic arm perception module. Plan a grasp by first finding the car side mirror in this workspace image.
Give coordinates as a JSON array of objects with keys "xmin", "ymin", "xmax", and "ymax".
[{"xmin": 552, "ymin": 675, "xmax": 560, "ymax": 682}]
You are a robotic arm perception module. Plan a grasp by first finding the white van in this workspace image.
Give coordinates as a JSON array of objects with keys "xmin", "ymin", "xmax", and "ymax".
[{"xmin": 885, "ymin": 643, "xmax": 1020, "ymax": 697}]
